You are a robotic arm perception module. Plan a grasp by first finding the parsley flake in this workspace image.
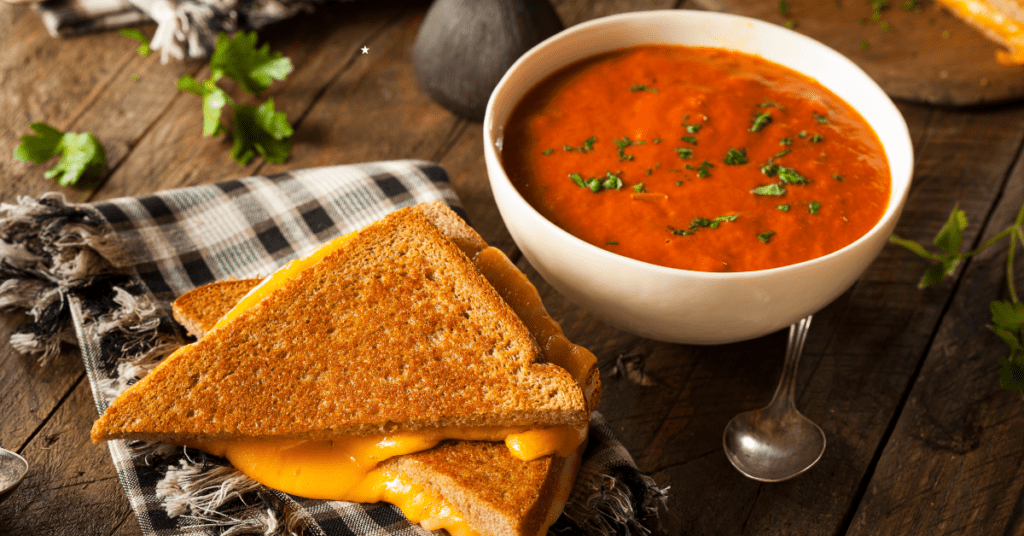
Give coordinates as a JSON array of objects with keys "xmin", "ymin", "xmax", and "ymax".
[
  {"xmin": 14, "ymin": 122, "xmax": 106, "ymax": 186},
  {"xmin": 631, "ymin": 85, "xmax": 658, "ymax": 93},
  {"xmin": 681, "ymin": 136, "xmax": 698, "ymax": 145},
  {"xmin": 542, "ymin": 148, "xmax": 554, "ymax": 155},
  {"xmin": 120, "ymin": 28, "xmax": 151, "ymax": 57},
  {"xmin": 758, "ymin": 231, "xmax": 776, "ymax": 243},
  {"xmin": 675, "ymin": 147, "xmax": 694, "ymax": 159},
  {"xmin": 777, "ymin": 204, "xmax": 790, "ymax": 212},
  {"xmin": 724, "ymin": 148, "xmax": 748, "ymax": 165},
  {"xmin": 752, "ymin": 183, "xmax": 787, "ymax": 196},
  {"xmin": 808, "ymin": 201, "xmax": 822, "ymax": 214},
  {"xmin": 750, "ymin": 112, "xmax": 773, "ymax": 132}
]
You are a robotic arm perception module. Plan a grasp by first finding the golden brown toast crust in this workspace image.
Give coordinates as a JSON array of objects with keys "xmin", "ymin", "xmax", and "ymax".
[
  {"xmin": 173, "ymin": 278, "xmax": 264, "ymax": 338},
  {"xmin": 92, "ymin": 205, "xmax": 587, "ymax": 443}
]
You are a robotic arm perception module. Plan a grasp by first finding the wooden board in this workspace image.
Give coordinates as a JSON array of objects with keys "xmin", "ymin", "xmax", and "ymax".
[{"xmin": 691, "ymin": 0, "xmax": 1024, "ymax": 106}]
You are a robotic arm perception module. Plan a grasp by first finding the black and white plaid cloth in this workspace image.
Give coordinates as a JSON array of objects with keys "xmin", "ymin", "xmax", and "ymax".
[{"xmin": 0, "ymin": 160, "xmax": 664, "ymax": 535}]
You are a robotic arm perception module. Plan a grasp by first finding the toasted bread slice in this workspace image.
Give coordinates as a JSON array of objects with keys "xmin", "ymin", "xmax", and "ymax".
[{"xmin": 92, "ymin": 204, "xmax": 588, "ymax": 446}]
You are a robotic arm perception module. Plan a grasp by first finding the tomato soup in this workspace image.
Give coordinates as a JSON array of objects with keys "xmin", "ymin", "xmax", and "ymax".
[{"xmin": 501, "ymin": 46, "xmax": 891, "ymax": 272}]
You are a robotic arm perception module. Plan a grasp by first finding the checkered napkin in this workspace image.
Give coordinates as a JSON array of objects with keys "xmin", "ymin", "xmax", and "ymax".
[
  {"xmin": 0, "ymin": 160, "xmax": 665, "ymax": 535},
  {"xmin": 31, "ymin": 0, "xmax": 325, "ymax": 62}
]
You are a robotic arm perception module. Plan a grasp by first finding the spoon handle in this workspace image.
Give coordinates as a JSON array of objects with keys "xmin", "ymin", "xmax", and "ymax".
[{"xmin": 770, "ymin": 315, "xmax": 813, "ymax": 411}]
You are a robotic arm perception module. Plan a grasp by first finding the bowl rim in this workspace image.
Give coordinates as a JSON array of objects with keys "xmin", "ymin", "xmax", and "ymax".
[{"xmin": 483, "ymin": 9, "xmax": 914, "ymax": 282}]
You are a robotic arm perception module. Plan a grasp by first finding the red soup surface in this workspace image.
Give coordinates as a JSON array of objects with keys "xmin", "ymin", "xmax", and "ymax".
[{"xmin": 501, "ymin": 45, "xmax": 891, "ymax": 272}]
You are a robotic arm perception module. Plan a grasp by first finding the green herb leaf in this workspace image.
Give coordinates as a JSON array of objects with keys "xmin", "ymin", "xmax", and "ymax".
[
  {"xmin": 690, "ymin": 217, "xmax": 712, "ymax": 230},
  {"xmin": 934, "ymin": 206, "xmax": 968, "ymax": 254},
  {"xmin": 230, "ymin": 98, "xmax": 293, "ymax": 165},
  {"xmin": 999, "ymin": 356, "xmax": 1024, "ymax": 399},
  {"xmin": 777, "ymin": 166, "xmax": 807, "ymax": 185},
  {"xmin": 809, "ymin": 134, "xmax": 824, "ymax": 143},
  {"xmin": 808, "ymin": 201, "xmax": 822, "ymax": 214},
  {"xmin": 695, "ymin": 160, "xmax": 714, "ymax": 178},
  {"xmin": 607, "ymin": 241, "xmax": 619, "ymax": 245},
  {"xmin": 991, "ymin": 300, "xmax": 1024, "ymax": 332},
  {"xmin": 177, "ymin": 75, "xmax": 230, "ymax": 136},
  {"xmin": 14, "ymin": 122, "xmax": 106, "ymax": 186},
  {"xmin": 762, "ymin": 162, "xmax": 780, "ymax": 177},
  {"xmin": 633, "ymin": 183, "xmax": 647, "ymax": 193},
  {"xmin": 681, "ymin": 136, "xmax": 698, "ymax": 145},
  {"xmin": 631, "ymin": 85, "xmax": 658, "ymax": 93},
  {"xmin": 675, "ymin": 148, "xmax": 694, "ymax": 159},
  {"xmin": 777, "ymin": 204, "xmax": 790, "ymax": 212},
  {"xmin": 812, "ymin": 111, "xmax": 828, "ymax": 124},
  {"xmin": 119, "ymin": 28, "xmax": 151, "ymax": 57},
  {"xmin": 724, "ymin": 148, "xmax": 748, "ymax": 165},
  {"xmin": 603, "ymin": 170, "xmax": 624, "ymax": 190},
  {"xmin": 780, "ymin": 137, "xmax": 793, "ymax": 145},
  {"xmin": 542, "ymin": 148, "xmax": 554, "ymax": 155},
  {"xmin": 779, "ymin": 0, "xmax": 790, "ymax": 16},
  {"xmin": 210, "ymin": 31, "xmax": 293, "ymax": 95},
  {"xmin": 833, "ymin": 174, "xmax": 844, "ymax": 181},
  {"xmin": 750, "ymin": 112, "xmax": 772, "ymax": 132},
  {"xmin": 752, "ymin": 183, "xmax": 787, "ymax": 196},
  {"xmin": 569, "ymin": 173, "xmax": 585, "ymax": 188},
  {"xmin": 758, "ymin": 231, "xmax": 776, "ymax": 243}
]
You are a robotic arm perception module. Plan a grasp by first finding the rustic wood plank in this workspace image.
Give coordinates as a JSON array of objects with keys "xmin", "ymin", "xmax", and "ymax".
[
  {"xmin": 691, "ymin": 0, "xmax": 1024, "ymax": 106},
  {"xmin": 87, "ymin": 3, "xmax": 407, "ymax": 201},
  {"xmin": 845, "ymin": 117, "xmax": 1024, "ymax": 534},
  {"xmin": 0, "ymin": 378, "xmax": 134, "ymax": 535}
]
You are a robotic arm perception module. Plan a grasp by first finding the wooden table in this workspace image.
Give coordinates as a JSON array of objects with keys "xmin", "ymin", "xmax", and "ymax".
[{"xmin": 2, "ymin": 1, "xmax": 1023, "ymax": 534}]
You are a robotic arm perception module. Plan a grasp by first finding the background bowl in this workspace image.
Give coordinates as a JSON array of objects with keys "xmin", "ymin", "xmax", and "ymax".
[{"xmin": 483, "ymin": 10, "xmax": 914, "ymax": 345}]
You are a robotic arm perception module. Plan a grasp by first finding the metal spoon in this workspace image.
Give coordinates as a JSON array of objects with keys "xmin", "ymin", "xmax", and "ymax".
[
  {"xmin": 0, "ymin": 447, "xmax": 28, "ymax": 503},
  {"xmin": 723, "ymin": 315, "xmax": 826, "ymax": 482}
]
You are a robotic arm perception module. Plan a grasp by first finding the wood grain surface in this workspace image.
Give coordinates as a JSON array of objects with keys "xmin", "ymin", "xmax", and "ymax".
[
  {"xmin": 692, "ymin": 0, "xmax": 1024, "ymax": 106},
  {"xmin": 1, "ymin": 0, "xmax": 1024, "ymax": 535}
]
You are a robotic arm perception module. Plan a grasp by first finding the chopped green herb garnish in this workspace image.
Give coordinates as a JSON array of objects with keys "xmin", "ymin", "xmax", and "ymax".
[
  {"xmin": 681, "ymin": 136, "xmax": 698, "ymax": 145},
  {"xmin": 809, "ymin": 134, "xmax": 824, "ymax": 143},
  {"xmin": 758, "ymin": 231, "xmax": 776, "ymax": 243},
  {"xmin": 690, "ymin": 217, "xmax": 712, "ymax": 230},
  {"xmin": 653, "ymin": 138, "xmax": 662, "ymax": 144},
  {"xmin": 758, "ymin": 100, "xmax": 782, "ymax": 109},
  {"xmin": 670, "ymin": 227, "xmax": 693, "ymax": 236},
  {"xmin": 750, "ymin": 112, "xmax": 772, "ymax": 132},
  {"xmin": 14, "ymin": 122, "xmax": 106, "ymax": 186},
  {"xmin": 569, "ymin": 173, "xmax": 585, "ymax": 187},
  {"xmin": 675, "ymin": 147, "xmax": 694, "ymax": 159},
  {"xmin": 685, "ymin": 123, "xmax": 703, "ymax": 134},
  {"xmin": 777, "ymin": 166, "xmax": 807, "ymax": 185},
  {"xmin": 833, "ymin": 174, "xmax": 844, "ymax": 181},
  {"xmin": 903, "ymin": 0, "xmax": 923, "ymax": 11},
  {"xmin": 808, "ymin": 201, "xmax": 822, "ymax": 214},
  {"xmin": 779, "ymin": 0, "xmax": 790, "ymax": 16},
  {"xmin": 777, "ymin": 204, "xmax": 791, "ymax": 212},
  {"xmin": 773, "ymin": 149, "xmax": 791, "ymax": 159},
  {"xmin": 752, "ymin": 183, "xmax": 787, "ymax": 196},
  {"xmin": 798, "ymin": 130, "xmax": 808, "ymax": 138},
  {"xmin": 564, "ymin": 136, "xmax": 597, "ymax": 153},
  {"xmin": 631, "ymin": 85, "xmax": 658, "ymax": 93},
  {"xmin": 614, "ymin": 136, "xmax": 637, "ymax": 161},
  {"xmin": 694, "ymin": 160, "xmax": 714, "ymax": 178},
  {"xmin": 859, "ymin": 40, "xmax": 870, "ymax": 51},
  {"xmin": 786, "ymin": 20, "xmax": 797, "ymax": 29},
  {"xmin": 711, "ymin": 214, "xmax": 739, "ymax": 228},
  {"xmin": 674, "ymin": 180, "xmax": 683, "ymax": 186},
  {"xmin": 119, "ymin": 28, "xmax": 151, "ymax": 57},
  {"xmin": 584, "ymin": 177, "xmax": 602, "ymax": 192},
  {"xmin": 603, "ymin": 170, "xmax": 624, "ymax": 190},
  {"xmin": 633, "ymin": 183, "xmax": 647, "ymax": 193},
  {"xmin": 542, "ymin": 148, "xmax": 554, "ymax": 155},
  {"xmin": 646, "ymin": 168, "xmax": 653, "ymax": 176},
  {"xmin": 781, "ymin": 137, "xmax": 793, "ymax": 145},
  {"xmin": 724, "ymin": 148, "xmax": 748, "ymax": 165},
  {"xmin": 762, "ymin": 162, "xmax": 780, "ymax": 177},
  {"xmin": 812, "ymin": 111, "xmax": 828, "ymax": 124},
  {"xmin": 607, "ymin": 241, "xmax": 619, "ymax": 245}
]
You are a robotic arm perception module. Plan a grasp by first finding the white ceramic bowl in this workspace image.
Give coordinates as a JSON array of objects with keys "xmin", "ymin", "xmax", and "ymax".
[{"xmin": 483, "ymin": 10, "xmax": 913, "ymax": 344}]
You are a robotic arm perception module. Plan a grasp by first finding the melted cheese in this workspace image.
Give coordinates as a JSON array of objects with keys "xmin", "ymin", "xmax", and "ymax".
[{"xmin": 185, "ymin": 223, "xmax": 593, "ymax": 535}]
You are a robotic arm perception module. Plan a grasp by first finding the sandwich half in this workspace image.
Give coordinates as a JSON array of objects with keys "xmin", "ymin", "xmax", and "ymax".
[
  {"xmin": 92, "ymin": 202, "xmax": 601, "ymax": 536},
  {"xmin": 935, "ymin": 0, "xmax": 1024, "ymax": 64}
]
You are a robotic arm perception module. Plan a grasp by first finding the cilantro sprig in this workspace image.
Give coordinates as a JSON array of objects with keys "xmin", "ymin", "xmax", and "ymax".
[
  {"xmin": 14, "ymin": 122, "xmax": 106, "ymax": 186},
  {"xmin": 178, "ymin": 31, "xmax": 295, "ymax": 164},
  {"xmin": 890, "ymin": 203, "xmax": 1024, "ymax": 398}
]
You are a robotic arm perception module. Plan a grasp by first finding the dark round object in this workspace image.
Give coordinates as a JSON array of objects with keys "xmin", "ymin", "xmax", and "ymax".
[{"xmin": 412, "ymin": 0, "xmax": 563, "ymax": 121}]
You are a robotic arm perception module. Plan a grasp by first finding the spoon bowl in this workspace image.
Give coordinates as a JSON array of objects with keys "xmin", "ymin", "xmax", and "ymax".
[
  {"xmin": 0, "ymin": 447, "xmax": 28, "ymax": 503},
  {"xmin": 723, "ymin": 316, "xmax": 826, "ymax": 482}
]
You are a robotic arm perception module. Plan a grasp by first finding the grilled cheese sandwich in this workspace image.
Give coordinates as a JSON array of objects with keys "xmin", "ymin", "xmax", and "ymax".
[{"xmin": 93, "ymin": 202, "xmax": 600, "ymax": 536}]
